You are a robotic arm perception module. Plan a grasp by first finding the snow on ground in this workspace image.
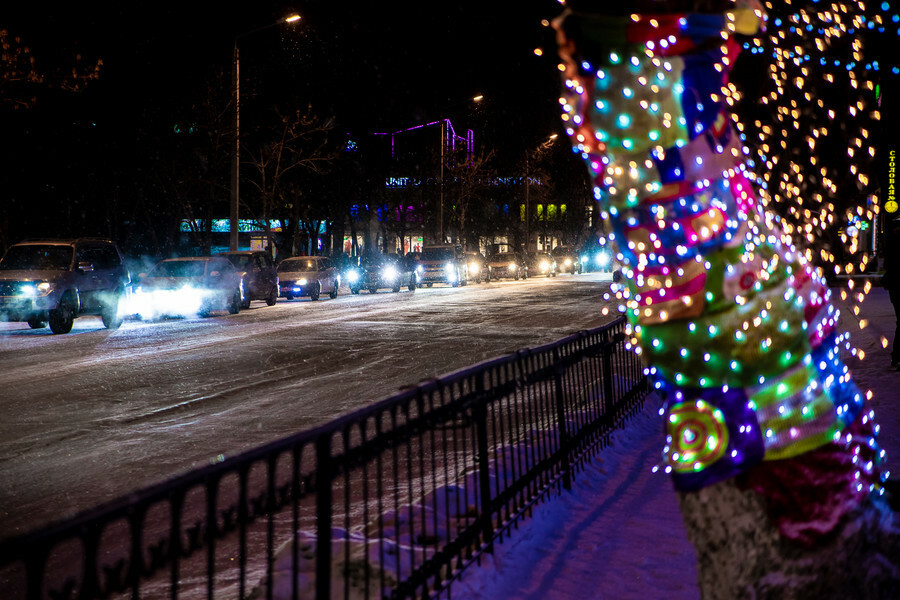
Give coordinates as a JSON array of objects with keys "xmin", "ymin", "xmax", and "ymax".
[{"xmin": 448, "ymin": 394, "xmax": 698, "ymax": 600}]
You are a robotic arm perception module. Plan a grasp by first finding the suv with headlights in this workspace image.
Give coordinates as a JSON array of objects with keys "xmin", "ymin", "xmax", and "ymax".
[
  {"xmin": 418, "ymin": 244, "xmax": 468, "ymax": 287},
  {"xmin": 0, "ymin": 238, "xmax": 131, "ymax": 334}
]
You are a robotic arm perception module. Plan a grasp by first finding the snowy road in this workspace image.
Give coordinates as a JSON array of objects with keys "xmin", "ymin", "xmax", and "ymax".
[{"xmin": 0, "ymin": 273, "xmax": 617, "ymax": 540}]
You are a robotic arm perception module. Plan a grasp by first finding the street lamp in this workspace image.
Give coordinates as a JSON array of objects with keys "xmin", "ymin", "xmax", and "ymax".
[
  {"xmin": 439, "ymin": 94, "xmax": 483, "ymax": 244},
  {"xmin": 230, "ymin": 14, "xmax": 302, "ymax": 251},
  {"xmin": 524, "ymin": 133, "xmax": 558, "ymax": 253}
]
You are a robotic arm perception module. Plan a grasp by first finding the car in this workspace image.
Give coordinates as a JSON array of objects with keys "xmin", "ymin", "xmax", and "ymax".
[
  {"xmin": 578, "ymin": 240, "xmax": 616, "ymax": 273},
  {"xmin": 132, "ymin": 256, "xmax": 242, "ymax": 319},
  {"xmin": 0, "ymin": 238, "xmax": 131, "ymax": 334},
  {"xmin": 487, "ymin": 251, "xmax": 528, "ymax": 281},
  {"xmin": 526, "ymin": 252, "xmax": 557, "ymax": 277},
  {"xmin": 277, "ymin": 256, "xmax": 340, "ymax": 301},
  {"xmin": 463, "ymin": 251, "xmax": 488, "ymax": 284},
  {"xmin": 218, "ymin": 250, "xmax": 278, "ymax": 309},
  {"xmin": 347, "ymin": 252, "xmax": 417, "ymax": 294},
  {"xmin": 418, "ymin": 244, "xmax": 468, "ymax": 287},
  {"xmin": 550, "ymin": 245, "xmax": 582, "ymax": 274}
]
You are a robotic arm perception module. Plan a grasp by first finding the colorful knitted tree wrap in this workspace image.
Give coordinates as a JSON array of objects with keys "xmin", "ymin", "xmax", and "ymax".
[{"xmin": 552, "ymin": 0, "xmax": 885, "ymax": 518}]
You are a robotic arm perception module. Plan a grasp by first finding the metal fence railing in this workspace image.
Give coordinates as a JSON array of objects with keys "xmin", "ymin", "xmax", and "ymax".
[{"xmin": 0, "ymin": 316, "xmax": 648, "ymax": 600}]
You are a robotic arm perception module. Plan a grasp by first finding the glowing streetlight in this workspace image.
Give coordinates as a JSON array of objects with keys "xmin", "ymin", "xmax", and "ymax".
[{"xmin": 230, "ymin": 14, "xmax": 302, "ymax": 251}]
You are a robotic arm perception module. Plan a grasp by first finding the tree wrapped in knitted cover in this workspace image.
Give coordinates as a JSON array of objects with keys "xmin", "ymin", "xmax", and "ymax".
[{"xmin": 552, "ymin": 0, "xmax": 899, "ymax": 596}]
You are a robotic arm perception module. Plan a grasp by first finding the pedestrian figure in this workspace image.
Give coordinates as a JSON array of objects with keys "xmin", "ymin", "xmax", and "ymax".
[{"xmin": 884, "ymin": 217, "xmax": 900, "ymax": 368}]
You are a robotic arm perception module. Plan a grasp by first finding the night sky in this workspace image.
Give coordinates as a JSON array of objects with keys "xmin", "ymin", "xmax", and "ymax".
[{"xmin": 3, "ymin": 1, "xmax": 566, "ymax": 139}]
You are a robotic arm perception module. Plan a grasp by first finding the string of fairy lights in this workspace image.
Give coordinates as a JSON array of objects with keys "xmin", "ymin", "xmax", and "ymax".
[{"xmin": 731, "ymin": 0, "xmax": 898, "ymax": 354}]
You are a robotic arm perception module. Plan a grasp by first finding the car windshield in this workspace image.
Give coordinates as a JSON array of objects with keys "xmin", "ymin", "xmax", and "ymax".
[
  {"xmin": 493, "ymin": 253, "xmax": 517, "ymax": 262},
  {"xmin": 222, "ymin": 254, "xmax": 251, "ymax": 268},
  {"xmin": 359, "ymin": 254, "xmax": 384, "ymax": 266},
  {"xmin": 0, "ymin": 245, "xmax": 74, "ymax": 271},
  {"xmin": 278, "ymin": 259, "xmax": 317, "ymax": 273},
  {"xmin": 421, "ymin": 248, "xmax": 454, "ymax": 261},
  {"xmin": 551, "ymin": 247, "xmax": 572, "ymax": 256},
  {"xmin": 149, "ymin": 260, "xmax": 208, "ymax": 278}
]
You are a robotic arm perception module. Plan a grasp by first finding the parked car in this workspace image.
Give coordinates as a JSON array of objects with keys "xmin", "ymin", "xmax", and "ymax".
[
  {"xmin": 551, "ymin": 245, "xmax": 582, "ymax": 274},
  {"xmin": 418, "ymin": 244, "xmax": 468, "ymax": 287},
  {"xmin": 218, "ymin": 250, "xmax": 278, "ymax": 308},
  {"xmin": 526, "ymin": 252, "xmax": 557, "ymax": 277},
  {"xmin": 0, "ymin": 238, "xmax": 131, "ymax": 334},
  {"xmin": 348, "ymin": 252, "xmax": 417, "ymax": 294},
  {"xmin": 277, "ymin": 256, "xmax": 340, "ymax": 301},
  {"xmin": 132, "ymin": 256, "xmax": 242, "ymax": 319},
  {"xmin": 487, "ymin": 251, "xmax": 528, "ymax": 281},
  {"xmin": 463, "ymin": 251, "xmax": 488, "ymax": 284}
]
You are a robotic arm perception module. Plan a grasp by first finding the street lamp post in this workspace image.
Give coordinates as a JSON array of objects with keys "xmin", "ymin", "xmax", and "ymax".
[
  {"xmin": 437, "ymin": 94, "xmax": 482, "ymax": 244},
  {"xmin": 524, "ymin": 134, "xmax": 558, "ymax": 253},
  {"xmin": 230, "ymin": 14, "xmax": 301, "ymax": 251}
]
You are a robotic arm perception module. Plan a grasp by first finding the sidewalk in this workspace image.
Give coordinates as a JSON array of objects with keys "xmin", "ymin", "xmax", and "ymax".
[{"xmin": 449, "ymin": 286, "xmax": 899, "ymax": 600}]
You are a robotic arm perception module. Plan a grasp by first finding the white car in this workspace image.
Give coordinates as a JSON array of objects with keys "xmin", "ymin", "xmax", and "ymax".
[
  {"xmin": 131, "ymin": 256, "xmax": 242, "ymax": 319},
  {"xmin": 277, "ymin": 256, "xmax": 340, "ymax": 301}
]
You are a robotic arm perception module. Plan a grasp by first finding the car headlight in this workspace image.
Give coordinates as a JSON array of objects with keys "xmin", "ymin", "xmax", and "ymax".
[
  {"xmin": 540, "ymin": 261, "xmax": 549, "ymax": 272},
  {"xmin": 19, "ymin": 282, "xmax": 52, "ymax": 297},
  {"xmin": 444, "ymin": 263, "xmax": 456, "ymax": 274},
  {"xmin": 347, "ymin": 270, "xmax": 360, "ymax": 283},
  {"xmin": 508, "ymin": 262, "xmax": 517, "ymax": 270},
  {"xmin": 383, "ymin": 265, "xmax": 399, "ymax": 280},
  {"xmin": 469, "ymin": 262, "xmax": 479, "ymax": 272},
  {"xmin": 416, "ymin": 265, "xmax": 423, "ymax": 274},
  {"xmin": 296, "ymin": 278, "xmax": 308, "ymax": 286},
  {"xmin": 596, "ymin": 252, "xmax": 611, "ymax": 267},
  {"xmin": 564, "ymin": 258, "xmax": 572, "ymax": 266}
]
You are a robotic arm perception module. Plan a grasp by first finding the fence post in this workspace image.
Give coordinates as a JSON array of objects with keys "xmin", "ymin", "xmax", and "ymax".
[
  {"xmin": 601, "ymin": 329, "xmax": 615, "ymax": 415},
  {"xmin": 474, "ymin": 372, "xmax": 495, "ymax": 554},
  {"xmin": 552, "ymin": 346, "xmax": 572, "ymax": 491},
  {"xmin": 315, "ymin": 434, "xmax": 332, "ymax": 600}
]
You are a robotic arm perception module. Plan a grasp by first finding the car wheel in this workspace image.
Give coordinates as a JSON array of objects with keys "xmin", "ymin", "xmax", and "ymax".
[
  {"xmin": 350, "ymin": 286, "xmax": 360, "ymax": 295},
  {"xmin": 310, "ymin": 282, "xmax": 321, "ymax": 301},
  {"xmin": 266, "ymin": 285, "xmax": 278, "ymax": 306},
  {"xmin": 285, "ymin": 293, "xmax": 294, "ymax": 301},
  {"xmin": 48, "ymin": 294, "xmax": 76, "ymax": 334},
  {"xmin": 369, "ymin": 285, "xmax": 378, "ymax": 294},
  {"xmin": 27, "ymin": 317, "xmax": 46, "ymax": 329},
  {"xmin": 392, "ymin": 282, "xmax": 401, "ymax": 293},
  {"xmin": 101, "ymin": 292, "xmax": 123, "ymax": 330},
  {"xmin": 330, "ymin": 281, "xmax": 339, "ymax": 299},
  {"xmin": 228, "ymin": 288, "xmax": 242, "ymax": 314},
  {"xmin": 426, "ymin": 283, "xmax": 433, "ymax": 288},
  {"xmin": 514, "ymin": 271, "xmax": 520, "ymax": 281},
  {"xmin": 408, "ymin": 276, "xmax": 416, "ymax": 292}
]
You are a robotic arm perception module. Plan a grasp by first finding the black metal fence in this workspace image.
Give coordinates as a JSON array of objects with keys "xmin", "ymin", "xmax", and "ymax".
[{"xmin": 0, "ymin": 316, "xmax": 648, "ymax": 600}]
